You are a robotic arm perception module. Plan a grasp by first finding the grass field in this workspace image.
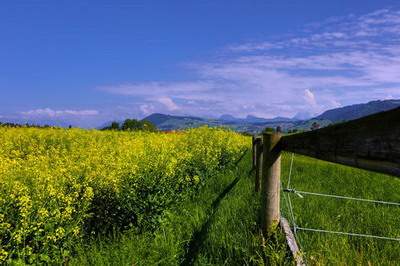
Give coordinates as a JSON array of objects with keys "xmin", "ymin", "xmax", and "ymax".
[
  {"xmin": 280, "ymin": 153, "xmax": 400, "ymax": 265},
  {"xmin": 1, "ymin": 126, "xmax": 399, "ymax": 265},
  {"xmin": 73, "ymin": 148, "xmax": 400, "ymax": 265}
]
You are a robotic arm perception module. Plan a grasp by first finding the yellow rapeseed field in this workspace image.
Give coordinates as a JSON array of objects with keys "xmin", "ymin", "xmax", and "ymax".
[{"xmin": 0, "ymin": 126, "xmax": 247, "ymax": 263}]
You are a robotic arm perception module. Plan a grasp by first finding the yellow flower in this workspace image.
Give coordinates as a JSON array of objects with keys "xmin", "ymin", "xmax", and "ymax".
[
  {"xmin": 38, "ymin": 208, "xmax": 48, "ymax": 218},
  {"xmin": 0, "ymin": 249, "xmax": 8, "ymax": 262},
  {"xmin": 55, "ymin": 227, "xmax": 65, "ymax": 239},
  {"xmin": 72, "ymin": 226, "xmax": 80, "ymax": 237},
  {"xmin": 0, "ymin": 126, "xmax": 248, "ymax": 262}
]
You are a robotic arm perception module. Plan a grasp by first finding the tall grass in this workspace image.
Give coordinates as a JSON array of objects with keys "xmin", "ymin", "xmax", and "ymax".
[
  {"xmin": 280, "ymin": 153, "xmax": 400, "ymax": 265},
  {"xmin": 194, "ymin": 152, "xmax": 290, "ymax": 266},
  {"xmin": 71, "ymin": 151, "xmax": 290, "ymax": 265}
]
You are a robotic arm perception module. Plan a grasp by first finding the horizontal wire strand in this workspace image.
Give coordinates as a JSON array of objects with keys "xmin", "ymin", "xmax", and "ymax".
[
  {"xmin": 281, "ymin": 152, "xmax": 400, "ymax": 262},
  {"xmin": 283, "ymin": 189, "xmax": 400, "ymax": 207},
  {"xmin": 295, "ymin": 226, "xmax": 400, "ymax": 242}
]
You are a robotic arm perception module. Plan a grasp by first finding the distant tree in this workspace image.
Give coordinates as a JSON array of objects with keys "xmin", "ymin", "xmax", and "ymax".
[
  {"xmin": 102, "ymin": 119, "xmax": 156, "ymax": 132},
  {"xmin": 110, "ymin": 121, "xmax": 120, "ymax": 130},
  {"xmin": 263, "ymin": 127, "xmax": 275, "ymax": 133},
  {"xmin": 0, "ymin": 122, "xmax": 58, "ymax": 129},
  {"xmin": 240, "ymin": 132, "xmax": 253, "ymax": 137},
  {"xmin": 141, "ymin": 120, "xmax": 157, "ymax": 132},
  {"xmin": 121, "ymin": 119, "xmax": 141, "ymax": 131},
  {"xmin": 311, "ymin": 122, "xmax": 320, "ymax": 131}
]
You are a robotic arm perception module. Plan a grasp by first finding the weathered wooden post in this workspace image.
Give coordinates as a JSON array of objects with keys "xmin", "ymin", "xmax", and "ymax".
[
  {"xmin": 252, "ymin": 135, "xmax": 256, "ymax": 168},
  {"xmin": 255, "ymin": 137, "xmax": 262, "ymax": 192},
  {"xmin": 261, "ymin": 132, "xmax": 282, "ymax": 235}
]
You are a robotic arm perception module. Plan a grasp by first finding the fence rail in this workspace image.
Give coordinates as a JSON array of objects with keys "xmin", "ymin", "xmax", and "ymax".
[
  {"xmin": 252, "ymin": 107, "xmax": 400, "ymax": 265},
  {"xmin": 280, "ymin": 107, "xmax": 400, "ymax": 177}
]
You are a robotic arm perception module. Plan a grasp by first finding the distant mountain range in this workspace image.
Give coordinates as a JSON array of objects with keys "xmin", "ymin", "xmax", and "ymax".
[
  {"xmin": 142, "ymin": 99, "xmax": 400, "ymax": 133},
  {"xmin": 142, "ymin": 112, "xmax": 299, "ymax": 132},
  {"xmin": 2, "ymin": 99, "xmax": 399, "ymax": 133},
  {"xmin": 315, "ymin": 99, "xmax": 400, "ymax": 122}
]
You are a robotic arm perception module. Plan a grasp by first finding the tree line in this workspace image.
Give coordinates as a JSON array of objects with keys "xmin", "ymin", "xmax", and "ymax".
[
  {"xmin": 102, "ymin": 119, "xmax": 157, "ymax": 132},
  {"xmin": 0, "ymin": 122, "xmax": 59, "ymax": 128}
]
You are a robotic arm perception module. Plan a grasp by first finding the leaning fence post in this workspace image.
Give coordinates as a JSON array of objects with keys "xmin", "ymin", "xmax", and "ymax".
[{"xmin": 261, "ymin": 132, "xmax": 282, "ymax": 235}]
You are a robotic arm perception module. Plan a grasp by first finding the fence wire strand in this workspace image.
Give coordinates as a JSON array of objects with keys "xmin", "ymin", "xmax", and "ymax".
[
  {"xmin": 281, "ymin": 153, "xmax": 307, "ymax": 252},
  {"xmin": 287, "ymin": 153, "xmax": 295, "ymax": 189},
  {"xmin": 280, "ymin": 151, "xmax": 400, "ymax": 265},
  {"xmin": 295, "ymin": 227, "xmax": 400, "ymax": 242},
  {"xmin": 284, "ymin": 189, "xmax": 400, "ymax": 207}
]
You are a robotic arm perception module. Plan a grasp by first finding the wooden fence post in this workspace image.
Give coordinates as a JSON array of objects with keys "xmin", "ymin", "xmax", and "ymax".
[
  {"xmin": 261, "ymin": 132, "xmax": 282, "ymax": 235},
  {"xmin": 255, "ymin": 138, "xmax": 262, "ymax": 192},
  {"xmin": 252, "ymin": 135, "xmax": 256, "ymax": 168}
]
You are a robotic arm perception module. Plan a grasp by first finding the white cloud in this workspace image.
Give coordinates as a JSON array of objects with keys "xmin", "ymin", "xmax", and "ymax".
[
  {"xmin": 99, "ymin": 8, "xmax": 400, "ymax": 118},
  {"xmin": 21, "ymin": 108, "xmax": 99, "ymax": 117},
  {"xmin": 139, "ymin": 104, "xmax": 155, "ymax": 115},
  {"xmin": 304, "ymin": 89, "xmax": 317, "ymax": 106},
  {"xmin": 157, "ymin": 97, "xmax": 179, "ymax": 111},
  {"xmin": 227, "ymin": 41, "xmax": 283, "ymax": 52},
  {"xmin": 229, "ymin": 8, "xmax": 400, "ymax": 52},
  {"xmin": 99, "ymin": 81, "xmax": 213, "ymax": 97}
]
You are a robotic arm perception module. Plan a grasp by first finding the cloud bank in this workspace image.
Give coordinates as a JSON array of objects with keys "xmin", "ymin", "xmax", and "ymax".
[
  {"xmin": 101, "ymin": 8, "xmax": 400, "ymax": 119},
  {"xmin": 21, "ymin": 108, "xmax": 99, "ymax": 117}
]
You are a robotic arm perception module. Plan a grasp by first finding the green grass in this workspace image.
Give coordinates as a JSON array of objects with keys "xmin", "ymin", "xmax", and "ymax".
[
  {"xmin": 71, "ymin": 149, "xmax": 399, "ymax": 265},
  {"xmin": 193, "ymin": 155, "xmax": 289, "ymax": 266},
  {"xmin": 280, "ymin": 153, "xmax": 400, "ymax": 265},
  {"xmin": 70, "ymin": 151, "xmax": 288, "ymax": 265}
]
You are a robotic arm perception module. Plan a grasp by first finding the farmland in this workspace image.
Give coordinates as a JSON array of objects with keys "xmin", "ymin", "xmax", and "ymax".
[
  {"xmin": 0, "ymin": 127, "xmax": 247, "ymax": 264},
  {"xmin": 71, "ymin": 150, "xmax": 400, "ymax": 265},
  {"xmin": 1, "ymin": 126, "xmax": 399, "ymax": 265}
]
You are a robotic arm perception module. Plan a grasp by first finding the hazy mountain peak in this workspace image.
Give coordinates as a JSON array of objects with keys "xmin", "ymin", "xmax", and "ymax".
[
  {"xmin": 219, "ymin": 114, "xmax": 238, "ymax": 121},
  {"xmin": 315, "ymin": 99, "xmax": 400, "ymax": 122},
  {"xmin": 293, "ymin": 111, "xmax": 313, "ymax": 120}
]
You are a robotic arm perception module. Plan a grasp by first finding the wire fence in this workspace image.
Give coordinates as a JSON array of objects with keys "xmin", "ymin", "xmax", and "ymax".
[{"xmin": 281, "ymin": 153, "xmax": 400, "ymax": 254}]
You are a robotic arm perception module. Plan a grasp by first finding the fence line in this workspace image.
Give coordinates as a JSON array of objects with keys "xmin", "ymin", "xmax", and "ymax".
[
  {"xmin": 280, "ymin": 151, "xmax": 400, "ymax": 250},
  {"xmin": 252, "ymin": 107, "xmax": 400, "ymax": 264}
]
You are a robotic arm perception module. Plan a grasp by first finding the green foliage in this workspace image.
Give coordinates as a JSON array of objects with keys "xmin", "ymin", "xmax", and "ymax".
[
  {"xmin": 102, "ymin": 119, "xmax": 157, "ymax": 132},
  {"xmin": 263, "ymin": 127, "xmax": 275, "ymax": 133},
  {"xmin": 0, "ymin": 127, "xmax": 247, "ymax": 264},
  {"xmin": 121, "ymin": 119, "xmax": 140, "ymax": 131},
  {"xmin": 110, "ymin": 121, "xmax": 120, "ymax": 130},
  {"xmin": 0, "ymin": 122, "xmax": 57, "ymax": 128}
]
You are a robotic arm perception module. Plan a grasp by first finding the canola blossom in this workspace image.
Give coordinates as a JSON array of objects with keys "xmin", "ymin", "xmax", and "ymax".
[{"xmin": 0, "ymin": 126, "xmax": 248, "ymax": 263}]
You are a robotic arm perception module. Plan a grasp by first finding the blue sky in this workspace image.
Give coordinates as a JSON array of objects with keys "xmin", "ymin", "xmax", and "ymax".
[{"xmin": 1, "ymin": 0, "xmax": 400, "ymax": 127}]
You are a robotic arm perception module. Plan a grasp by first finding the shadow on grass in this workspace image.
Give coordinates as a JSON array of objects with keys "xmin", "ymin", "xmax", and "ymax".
[{"xmin": 180, "ymin": 150, "xmax": 252, "ymax": 266}]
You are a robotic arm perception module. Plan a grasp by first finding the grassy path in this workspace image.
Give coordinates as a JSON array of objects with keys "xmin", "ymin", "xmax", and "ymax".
[
  {"xmin": 192, "ymin": 152, "xmax": 290, "ymax": 266},
  {"xmin": 71, "ymin": 150, "xmax": 289, "ymax": 265},
  {"xmin": 180, "ymin": 162, "xmax": 248, "ymax": 265}
]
